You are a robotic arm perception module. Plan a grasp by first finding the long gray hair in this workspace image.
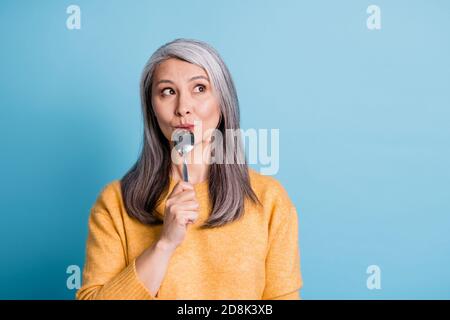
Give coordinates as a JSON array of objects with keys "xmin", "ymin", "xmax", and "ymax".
[{"xmin": 121, "ymin": 38, "xmax": 260, "ymax": 229}]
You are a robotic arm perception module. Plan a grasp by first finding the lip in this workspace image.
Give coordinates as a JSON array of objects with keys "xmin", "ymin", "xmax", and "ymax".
[{"xmin": 174, "ymin": 124, "xmax": 195, "ymax": 131}]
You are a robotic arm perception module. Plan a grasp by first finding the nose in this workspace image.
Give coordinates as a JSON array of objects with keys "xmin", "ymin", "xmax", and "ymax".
[
  {"xmin": 175, "ymin": 91, "xmax": 193, "ymax": 117},
  {"xmin": 175, "ymin": 106, "xmax": 191, "ymax": 117}
]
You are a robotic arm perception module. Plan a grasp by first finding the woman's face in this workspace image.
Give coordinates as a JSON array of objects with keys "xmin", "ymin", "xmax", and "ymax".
[{"xmin": 151, "ymin": 58, "xmax": 221, "ymax": 148}]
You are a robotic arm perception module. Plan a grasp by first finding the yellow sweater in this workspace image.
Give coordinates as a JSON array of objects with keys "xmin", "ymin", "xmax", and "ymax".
[{"xmin": 76, "ymin": 169, "xmax": 303, "ymax": 300}]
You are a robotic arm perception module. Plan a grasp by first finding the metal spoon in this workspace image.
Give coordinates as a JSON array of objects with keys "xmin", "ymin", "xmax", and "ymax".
[{"xmin": 172, "ymin": 128, "xmax": 195, "ymax": 182}]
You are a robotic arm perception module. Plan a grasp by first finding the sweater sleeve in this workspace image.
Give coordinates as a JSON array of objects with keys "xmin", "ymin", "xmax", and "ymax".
[
  {"xmin": 262, "ymin": 182, "xmax": 303, "ymax": 300},
  {"xmin": 76, "ymin": 186, "xmax": 157, "ymax": 300}
]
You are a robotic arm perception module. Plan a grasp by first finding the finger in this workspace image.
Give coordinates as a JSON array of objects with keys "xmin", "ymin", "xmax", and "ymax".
[
  {"xmin": 171, "ymin": 201, "xmax": 199, "ymax": 212},
  {"xmin": 174, "ymin": 210, "xmax": 198, "ymax": 223},
  {"xmin": 174, "ymin": 200, "xmax": 200, "ymax": 211},
  {"xmin": 169, "ymin": 189, "xmax": 197, "ymax": 204},
  {"xmin": 169, "ymin": 180, "xmax": 194, "ymax": 197},
  {"xmin": 182, "ymin": 212, "xmax": 199, "ymax": 225}
]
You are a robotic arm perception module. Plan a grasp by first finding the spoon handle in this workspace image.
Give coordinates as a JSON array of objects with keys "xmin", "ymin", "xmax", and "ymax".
[{"xmin": 182, "ymin": 156, "xmax": 189, "ymax": 182}]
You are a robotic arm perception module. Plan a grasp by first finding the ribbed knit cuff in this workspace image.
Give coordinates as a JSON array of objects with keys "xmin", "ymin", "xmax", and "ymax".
[
  {"xmin": 267, "ymin": 287, "xmax": 301, "ymax": 300},
  {"xmin": 99, "ymin": 259, "xmax": 157, "ymax": 300}
]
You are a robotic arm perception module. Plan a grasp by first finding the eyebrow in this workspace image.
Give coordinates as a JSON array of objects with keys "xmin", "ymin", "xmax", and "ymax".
[{"xmin": 155, "ymin": 75, "xmax": 210, "ymax": 86}]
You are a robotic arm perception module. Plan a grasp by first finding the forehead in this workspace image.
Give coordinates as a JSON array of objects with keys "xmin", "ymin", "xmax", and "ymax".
[{"xmin": 153, "ymin": 58, "xmax": 208, "ymax": 81}]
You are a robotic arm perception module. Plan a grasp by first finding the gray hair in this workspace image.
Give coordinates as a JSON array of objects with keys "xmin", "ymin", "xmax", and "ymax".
[{"xmin": 121, "ymin": 38, "xmax": 260, "ymax": 228}]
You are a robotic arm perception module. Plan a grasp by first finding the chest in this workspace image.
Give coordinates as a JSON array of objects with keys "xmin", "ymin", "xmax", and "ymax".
[{"xmin": 124, "ymin": 212, "xmax": 269, "ymax": 298}]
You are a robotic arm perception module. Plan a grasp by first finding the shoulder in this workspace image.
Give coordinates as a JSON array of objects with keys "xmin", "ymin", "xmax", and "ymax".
[
  {"xmin": 90, "ymin": 179, "xmax": 123, "ymax": 216},
  {"xmin": 84, "ymin": 180, "xmax": 127, "ymax": 241},
  {"xmin": 248, "ymin": 168, "xmax": 293, "ymax": 207},
  {"xmin": 247, "ymin": 168, "xmax": 298, "ymax": 228}
]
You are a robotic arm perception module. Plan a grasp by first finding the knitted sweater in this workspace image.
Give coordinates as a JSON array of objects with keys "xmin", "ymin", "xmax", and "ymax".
[{"xmin": 76, "ymin": 169, "xmax": 303, "ymax": 300}]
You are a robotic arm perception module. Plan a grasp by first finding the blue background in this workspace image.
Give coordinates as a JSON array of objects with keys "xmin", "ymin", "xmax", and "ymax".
[{"xmin": 1, "ymin": 0, "xmax": 449, "ymax": 299}]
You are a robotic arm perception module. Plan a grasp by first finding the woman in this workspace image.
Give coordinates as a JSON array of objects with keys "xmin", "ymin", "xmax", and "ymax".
[{"xmin": 76, "ymin": 38, "xmax": 303, "ymax": 300}]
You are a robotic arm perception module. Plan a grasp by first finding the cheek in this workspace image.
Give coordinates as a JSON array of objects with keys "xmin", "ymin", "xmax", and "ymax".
[
  {"xmin": 196, "ymin": 98, "xmax": 221, "ymax": 128},
  {"xmin": 152, "ymin": 96, "xmax": 169, "ymax": 118},
  {"xmin": 152, "ymin": 100, "xmax": 173, "ymax": 138}
]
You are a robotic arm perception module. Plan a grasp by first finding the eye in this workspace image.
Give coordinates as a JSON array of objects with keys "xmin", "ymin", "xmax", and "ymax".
[
  {"xmin": 194, "ymin": 84, "xmax": 206, "ymax": 93},
  {"xmin": 161, "ymin": 88, "xmax": 175, "ymax": 96}
]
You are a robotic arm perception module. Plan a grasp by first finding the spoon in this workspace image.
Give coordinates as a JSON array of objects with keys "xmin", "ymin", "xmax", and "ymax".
[{"xmin": 172, "ymin": 128, "xmax": 195, "ymax": 182}]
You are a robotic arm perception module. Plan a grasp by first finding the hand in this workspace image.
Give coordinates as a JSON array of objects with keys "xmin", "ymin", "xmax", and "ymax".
[{"xmin": 158, "ymin": 181, "xmax": 199, "ymax": 249}]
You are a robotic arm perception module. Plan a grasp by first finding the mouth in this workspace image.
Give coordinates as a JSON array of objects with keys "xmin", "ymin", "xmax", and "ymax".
[{"xmin": 174, "ymin": 124, "xmax": 195, "ymax": 132}]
